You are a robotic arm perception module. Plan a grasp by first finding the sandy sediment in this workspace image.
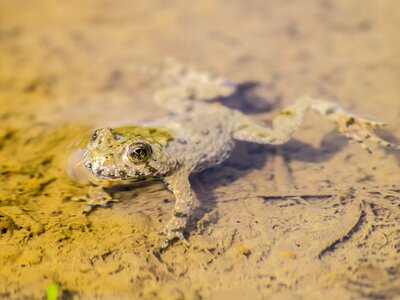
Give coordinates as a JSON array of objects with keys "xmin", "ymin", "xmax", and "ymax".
[{"xmin": 0, "ymin": 1, "xmax": 399, "ymax": 299}]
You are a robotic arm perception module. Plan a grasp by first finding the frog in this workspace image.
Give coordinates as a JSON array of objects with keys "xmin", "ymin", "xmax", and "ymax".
[{"xmin": 68, "ymin": 60, "xmax": 398, "ymax": 248}]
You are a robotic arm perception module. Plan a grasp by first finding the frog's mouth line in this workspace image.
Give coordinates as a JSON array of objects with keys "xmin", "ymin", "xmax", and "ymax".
[
  {"xmin": 84, "ymin": 161, "xmax": 151, "ymax": 182},
  {"xmin": 84, "ymin": 161, "xmax": 122, "ymax": 180}
]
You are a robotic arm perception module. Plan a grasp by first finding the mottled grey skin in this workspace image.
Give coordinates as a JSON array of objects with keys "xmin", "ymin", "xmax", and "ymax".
[{"xmin": 71, "ymin": 60, "xmax": 398, "ymax": 248}]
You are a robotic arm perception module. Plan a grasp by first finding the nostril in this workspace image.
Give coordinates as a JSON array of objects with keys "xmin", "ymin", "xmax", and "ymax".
[{"xmin": 91, "ymin": 129, "xmax": 100, "ymax": 142}]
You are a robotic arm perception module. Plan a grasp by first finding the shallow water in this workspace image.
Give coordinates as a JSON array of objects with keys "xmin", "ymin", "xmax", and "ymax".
[{"xmin": 1, "ymin": 1, "xmax": 400, "ymax": 299}]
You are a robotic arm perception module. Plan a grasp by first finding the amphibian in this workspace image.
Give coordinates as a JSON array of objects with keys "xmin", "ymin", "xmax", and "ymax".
[{"xmin": 68, "ymin": 60, "xmax": 398, "ymax": 248}]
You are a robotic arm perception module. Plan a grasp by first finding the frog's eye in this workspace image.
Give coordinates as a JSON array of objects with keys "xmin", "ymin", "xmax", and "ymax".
[{"xmin": 127, "ymin": 143, "xmax": 152, "ymax": 162}]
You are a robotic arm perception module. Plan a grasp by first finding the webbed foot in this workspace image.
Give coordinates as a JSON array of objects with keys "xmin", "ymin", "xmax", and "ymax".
[
  {"xmin": 335, "ymin": 114, "xmax": 399, "ymax": 154},
  {"xmin": 71, "ymin": 187, "xmax": 119, "ymax": 214},
  {"xmin": 159, "ymin": 225, "xmax": 190, "ymax": 251}
]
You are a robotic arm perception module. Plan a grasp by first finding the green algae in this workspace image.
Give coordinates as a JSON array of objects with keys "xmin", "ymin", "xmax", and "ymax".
[
  {"xmin": 46, "ymin": 283, "xmax": 59, "ymax": 300},
  {"xmin": 113, "ymin": 126, "xmax": 174, "ymax": 145}
]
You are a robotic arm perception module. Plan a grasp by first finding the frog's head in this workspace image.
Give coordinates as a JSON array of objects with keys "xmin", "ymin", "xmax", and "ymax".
[{"xmin": 83, "ymin": 127, "xmax": 175, "ymax": 181}]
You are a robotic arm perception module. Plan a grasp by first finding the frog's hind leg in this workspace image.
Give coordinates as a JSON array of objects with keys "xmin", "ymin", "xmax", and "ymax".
[
  {"xmin": 233, "ymin": 96, "xmax": 398, "ymax": 153},
  {"xmin": 154, "ymin": 59, "xmax": 236, "ymax": 113}
]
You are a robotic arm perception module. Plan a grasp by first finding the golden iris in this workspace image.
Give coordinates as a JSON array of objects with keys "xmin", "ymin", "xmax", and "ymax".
[{"xmin": 127, "ymin": 143, "xmax": 152, "ymax": 162}]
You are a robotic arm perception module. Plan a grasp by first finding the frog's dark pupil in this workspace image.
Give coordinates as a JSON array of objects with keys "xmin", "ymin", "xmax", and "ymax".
[{"xmin": 134, "ymin": 148, "xmax": 144, "ymax": 157}]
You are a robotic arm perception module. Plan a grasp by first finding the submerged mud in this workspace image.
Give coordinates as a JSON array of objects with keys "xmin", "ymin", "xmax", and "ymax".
[{"xmin": 1, "ymin": 0, "xmax": 400, "ymax": 299}]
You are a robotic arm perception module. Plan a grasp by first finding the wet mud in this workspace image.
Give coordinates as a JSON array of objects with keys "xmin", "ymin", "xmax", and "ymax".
[{"xmin": 0, "ymin": 0, "xmax": 399, "ymax": 299}]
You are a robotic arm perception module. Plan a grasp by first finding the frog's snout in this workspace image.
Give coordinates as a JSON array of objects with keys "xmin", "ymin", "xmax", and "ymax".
[{"xmin": 83, "ymin": 153, "xmax": 118, "ymax": 179}]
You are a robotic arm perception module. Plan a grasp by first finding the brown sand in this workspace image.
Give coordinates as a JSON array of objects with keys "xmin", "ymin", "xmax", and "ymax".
[{"xmin": 0, "ymin": 0, "xmax": 399, "ymax": 299}]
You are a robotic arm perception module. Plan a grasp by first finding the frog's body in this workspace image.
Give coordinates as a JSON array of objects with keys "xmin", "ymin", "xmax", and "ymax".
[
  {"xmin": 70, "ymin": 60, "xmax": 398, "ymax": 248},
  {"xmin": 147, "ymin": 103, "xmax": 236, "ymax": 174}
]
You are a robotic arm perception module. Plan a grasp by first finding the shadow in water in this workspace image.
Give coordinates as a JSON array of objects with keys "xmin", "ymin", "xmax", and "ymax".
[
  {"xmin": 187, "ymin": 82, "xmax": 350, "ymax": 233},
  {"xmin": 189, "ymin": 131, "xmax": 349, "ymax": 230},
  {"xmin": 218, "ymin": 81, "xmax": 279, "ymax": 114},
  {"xmin": 379, "ymin": 130, "xmax": 400, "ymax": 166}
]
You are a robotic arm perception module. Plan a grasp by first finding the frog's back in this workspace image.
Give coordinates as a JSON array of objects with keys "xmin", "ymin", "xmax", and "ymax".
[{"xmin": 147, "ymin": 104, "xmax": 236, "ymax": 173}]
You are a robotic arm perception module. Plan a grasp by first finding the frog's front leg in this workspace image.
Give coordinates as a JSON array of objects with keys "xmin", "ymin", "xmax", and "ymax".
[
  {"xmin": 72, "ymin": 185, "xmax": 119, "ymax": 214},
  {"xmin": 160, "ymin": 170, "xmax": 194, "ymax": 248},
  {"xmin": 68, "ymin": 150, "xmax": 119, "ymax": 213}
]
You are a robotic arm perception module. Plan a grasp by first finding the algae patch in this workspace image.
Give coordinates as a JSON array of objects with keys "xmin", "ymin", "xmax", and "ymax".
[
  {"xmin": 47, "ymin": 283, "xmax": 59, "ymax": 300},
  {"xmin": 114, "ymin": 126, "xmax": 174, "ymax": 145}
]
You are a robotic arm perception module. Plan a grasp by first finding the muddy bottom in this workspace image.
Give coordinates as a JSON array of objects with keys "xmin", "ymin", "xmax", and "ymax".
[{"xmin": 0, "ymin": 0, "xmax": 400, "ymax": 299}]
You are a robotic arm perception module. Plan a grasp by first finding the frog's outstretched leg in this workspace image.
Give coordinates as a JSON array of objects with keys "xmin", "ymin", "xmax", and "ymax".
[
  {"xmin": 154, "ymin": 59, "xmax": 236, "ymax": 113},
  {"xmin": 160, "ymin": 169, "xmax": 194, "ymax": 249},
  {"xmin": 233, "ymin": 96, "xmax": 398, "ymax": 153}
]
